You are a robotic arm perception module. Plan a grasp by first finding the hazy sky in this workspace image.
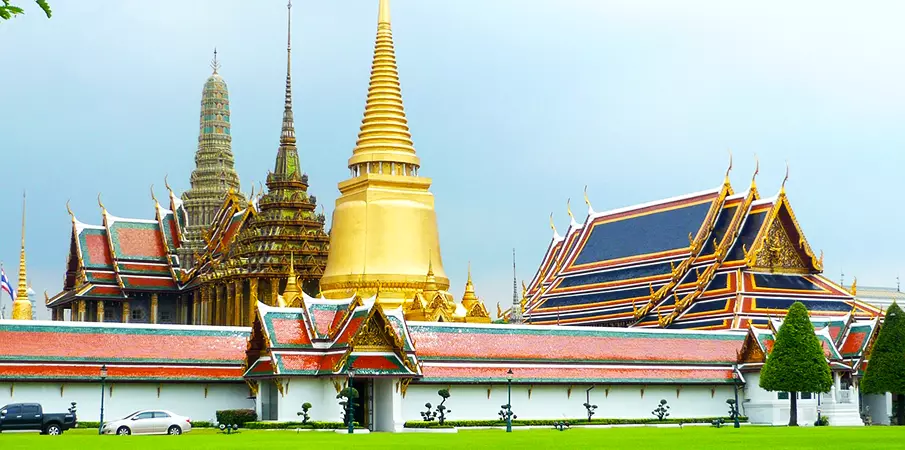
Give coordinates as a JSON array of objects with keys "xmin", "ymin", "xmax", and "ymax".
[{"xmin": 3, "ymin": 0, "xmax": 905, "ymax": 319}]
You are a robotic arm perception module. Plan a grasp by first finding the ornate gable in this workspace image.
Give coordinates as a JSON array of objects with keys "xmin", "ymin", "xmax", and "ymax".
[
  {"xmin": 738, "ymin": 330, "xmax": 766, "ymax": 363},
  {"xmin": 746, "ymin": 194, "xmax": 820, "ymax": 274}
]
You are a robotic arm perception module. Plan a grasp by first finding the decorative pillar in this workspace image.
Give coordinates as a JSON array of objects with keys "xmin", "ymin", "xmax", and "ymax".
[
  {"xmin": 215, "ymin": 284, "xmax": 223, "ymax": 326},
  {"xmin": 150, "ymin": 293, "xmax": 159, "ymax": 324},
  {"xmin": 77, "ymin": 299, "xmax": 86, "ymax": 322},
  {"xmin": 193, "ymin": 290, "xmax": 200, "ymax": 325},
  {"xmin": 182, "ymin": 294, "xmax": 189, "ymax": 325},
  {"xmin": 225, "ymin": 283, "xmax": 234, "ymax": 326},
  {"xmin": 97, "ymin": 300, "xmax": 105, "ymax": 323},
  {"xmin": 269, "ymin": 278, "xmax": 279, "ymax": 306},
  {"xmin": 233, "ymin": 280, "xmax": 243, "ymax": 326},
  {"xmin": 249, "ymin": 278, "xmax": 259, "ymax": 325},
  {"xmin": 122, "ymin": 301, "xmax": 130, "ymax": 323}
]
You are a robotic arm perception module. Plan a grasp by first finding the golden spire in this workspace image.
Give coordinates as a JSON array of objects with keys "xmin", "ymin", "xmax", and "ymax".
[
  {"xmin": 424, "ymin": 250, "xmax": 439, "ymax": 294},
  {"xmin": 279, "ymin": 252, "xmax": 301, "ymax": 307},
  {"xmin": 751, "ymin": 154, "xmax": 759, "ymax": 190},
  {"xmin": 462, "ymin": 262, "xmax": 478, "ymax": 307},
  {"xmin": 347, "ymin": 0, "xmax": 420, "ymax": 170},
  {"xmin": 13, "ymin": 192, "xmax": 32, "ymax": 320},
  {"xmin": 724, "ymin": 150, "xmax": 733, "ymax": 187},
  {"xmin": 780, "ymin": 160, "xmax": 789, "ymax": 195},
  {"xmin": 281, "ymin": 0, "xmax": 295, "ymax": 146}
]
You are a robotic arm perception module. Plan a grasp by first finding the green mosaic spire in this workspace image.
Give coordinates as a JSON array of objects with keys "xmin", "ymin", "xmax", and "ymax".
[
  {"xmin": 180, "ymin": 49, "xmax": 245, "ymax": 268},
  {"xmin": 232, "ymin": 1, "xmax": 329, "ymax": 295}
]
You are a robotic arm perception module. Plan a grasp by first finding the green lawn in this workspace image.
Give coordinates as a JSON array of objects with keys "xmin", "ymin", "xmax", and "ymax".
[{"xmin": 0, "ymin": 426, "xmax": 903, "ymax": 449}]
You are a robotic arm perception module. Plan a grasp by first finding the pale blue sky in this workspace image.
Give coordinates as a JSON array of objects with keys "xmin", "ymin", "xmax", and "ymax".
[{"xmin": 2, "ymin": 0, "xmax": 905, "ymax": 318}]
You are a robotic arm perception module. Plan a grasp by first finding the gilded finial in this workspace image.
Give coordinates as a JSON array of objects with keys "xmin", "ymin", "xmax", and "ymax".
[
  {"xmin": 850, "ymin": 277, "xmax": 857, "ymax": 296},
  {"xmin": 583, "ymin": 185, "xmax": 594, "ymax": 215},
  {"xmin": 467, "ymin": 261, "xmax": 472, "ymax": 283},
  {"xmin": 150, "ymin": 184, "xmax": 158, "ymax": 205},
  {"xmin": 549, "ymin": 212, "xmax": 560, "ymax": 238},
  {"xmin": 819, "ymin": 249, "xmax": 824, "ymax": 267},
  {"xmin": 65, "ymin": 199, "xmax": 75, "ymax": 223},
  {"xmin": 566, "ymin": 198, "xmax": 578, "ymax": 227},
  {"xmin": 210, "ymin": 47, "xmax": 221, "ymax": 74},
  {"xmin": 97, "ymin": 193, "xmax": 106, "ymax": 212},
  {"xmin": 751, "ymin": 154, "xmax": 759, "ymax": 189},
  {"xmin": 724, "ymin": 149, "xmax": 733, "ymax": 186},
  {"xmin": 780, "ymin": 160, "xmax": 789, "ymax": 194},
  {"xmin": 376, "ymin": 279, "xmax": 382, "ymax": 299}
]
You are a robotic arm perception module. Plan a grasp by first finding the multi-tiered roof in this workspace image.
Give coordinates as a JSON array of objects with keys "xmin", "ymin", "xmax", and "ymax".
[{"xmin": 523, "ymin": 165, "xmax": 882, "ymax": 330}]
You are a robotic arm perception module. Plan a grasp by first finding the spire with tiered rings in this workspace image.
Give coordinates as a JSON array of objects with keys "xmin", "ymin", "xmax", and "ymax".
[{"xmin": 13, "ymin": 192, "xmax": 32, "ymax": 320}]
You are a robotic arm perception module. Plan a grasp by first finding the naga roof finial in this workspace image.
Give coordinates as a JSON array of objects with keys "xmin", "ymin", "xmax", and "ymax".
[
  {"xmin": 549, "ymin": 212, "xmax": 561, "ymax": 240},
  {"xmin": 751, "ymin": 153, "xmax": 760, "ymax": 189},
  {"xmin": 724, "ymin": 149, "xmax": 733, "ymax": 187},
  {"xmin": 583, "ymin": 185, "xmax": 594, "ymax": 215},
  {"xmin": 780, "ymin": 160, "xmax": 790, "ymax": 194},
  {"xmin": 65, "ymin": 199, "xmax": 75, "ymax": 223},
  {"xmin": 566, "ymin": 198, "xmax": 578, "ymax": 227},
  {"xmin": 164, "ymin": 174, "xmax": 173, "ymax": 194},
  {"xmin": 97, "ymin": 193, "xmax": 106, "ymax": 213},
  {"xmin": 150, "ymin": 184, "xmax": 158, "ymax": 205}
]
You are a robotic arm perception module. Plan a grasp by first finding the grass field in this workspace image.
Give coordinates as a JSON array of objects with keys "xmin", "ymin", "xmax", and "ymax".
[{"xmin": 1, "ymin": 426, "xmax": 904, "ymax": 449}]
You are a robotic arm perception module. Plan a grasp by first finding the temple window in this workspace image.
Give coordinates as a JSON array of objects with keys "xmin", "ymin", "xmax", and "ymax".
[{"xmin": 131, "ymin": 308, "xmax": 145, "ymax": 321}]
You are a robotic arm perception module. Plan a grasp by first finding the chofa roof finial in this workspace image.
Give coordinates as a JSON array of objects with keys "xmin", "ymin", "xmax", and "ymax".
[
  {"xmin": 724, "ymin": 149, "xmax": 733, "ymax": 186},
  {"xmin": 583, "ymin": 185, "xmax": 594, "ymax": 215},
  {"xmin": 780, "ymin": 160, "xmax": 789, "ymax": 194}
]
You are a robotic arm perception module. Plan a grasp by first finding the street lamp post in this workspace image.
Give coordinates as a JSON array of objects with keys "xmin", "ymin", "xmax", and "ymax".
[
  {"xmin": 506, "ymin": 368, "xmax": 513, "ymax": 433},
  {"xmin": 732, "ymin": 363, "xmax": 740, "ymax": 429},
  {"xmin": 98, "ymin": 364, "xmax": 108, "ymax": 435},
  {"xmin": 346, "ymin": 368, "xmax": 356, "ymax": 434}
]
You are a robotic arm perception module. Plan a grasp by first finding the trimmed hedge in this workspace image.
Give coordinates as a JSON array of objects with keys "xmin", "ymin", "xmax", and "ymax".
[
  {"xmin": 191, "ymin": 421, "xmax": 214, "ymax": 428},
  {"xmin": 404, "ymin": 416, "xmax": 748, "ymax": 428},
  {"xmin": 76, "ymin": 421, "xmax": 100, "ymax": 429},
  {"xmin": 216, "ymin": 409, "xmax": 257, "ymax": 427},
  {"xmin": 244, "ymin": 421, "xmax": 364, "ymax": 430}
]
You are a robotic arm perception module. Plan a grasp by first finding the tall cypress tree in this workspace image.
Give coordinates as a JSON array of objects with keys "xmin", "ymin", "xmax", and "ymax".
[
  {"xmin": 862, "ymin": 302, "xmax": 905, "ymax": 425},
  {"xmin": 759, "ymin": 302, "xmax": 833, "ymax": 426}
]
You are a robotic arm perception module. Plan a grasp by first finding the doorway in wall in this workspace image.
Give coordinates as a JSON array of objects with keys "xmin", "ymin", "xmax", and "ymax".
[
  {"xmin": 261, "ymin": 380, "xmax": 279, "ymax": 421},
  {"xmin": 351, "ymin": 378, "xmax": 373, "ymax": 430}
]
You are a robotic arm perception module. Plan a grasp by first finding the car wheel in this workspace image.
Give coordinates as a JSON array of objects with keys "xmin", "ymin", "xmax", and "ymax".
[
  {"xmin": 167, "ymin": 425, "xmax": 182, "ymax": 435},
  {"xmin": 44, "ymin": 424, "xmax": 63, "ymax": 435},
  {"xmin": 117, "ymin": 426, "xmax": 131, "ymax": 435}
]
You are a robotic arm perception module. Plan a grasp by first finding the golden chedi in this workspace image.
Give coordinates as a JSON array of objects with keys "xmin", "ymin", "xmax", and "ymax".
[
  {"xmin": 321, "ymin": 0, "xmax": 448, "ymax": 309},
  {"xmin": 12, "ymin": 193, "xmax": 32, "ymax": 321}
]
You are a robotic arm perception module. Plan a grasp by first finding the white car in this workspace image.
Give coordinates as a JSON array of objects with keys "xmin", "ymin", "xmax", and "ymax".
[{"xmin": 101, "ymin": 410, "xmax": 192, "ymax": 435}]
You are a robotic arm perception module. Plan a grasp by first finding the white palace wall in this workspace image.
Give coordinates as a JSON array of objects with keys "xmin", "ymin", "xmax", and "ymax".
[
  {"xmin": 402, "ymin": 383, "xmax": 737, "ymax": 422},
  {"xmin": 0, "ymin": 382, "xmax": 254, "ymax": 422}
]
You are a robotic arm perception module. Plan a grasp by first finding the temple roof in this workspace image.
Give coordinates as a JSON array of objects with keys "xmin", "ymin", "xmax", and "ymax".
[
  {"xmin": 0, "ymin": 320, "xmax": 248, "ymax": 382},
  {"xmin": 522, "ymin": 172, "xmax": 880, "ymax": 330},
  {"xmin": 408, "ymin": 321, "xmax": 744, "ymax": 384},
  {"xmin": 245, "ymin": 295, "xmax": 420, "ymax": 379}
]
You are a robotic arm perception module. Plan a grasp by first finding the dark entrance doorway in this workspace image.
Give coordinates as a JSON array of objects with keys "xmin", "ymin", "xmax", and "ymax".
[{"xmin": 351, "ymin": 378, "xmax": 373, "ymax": 430}]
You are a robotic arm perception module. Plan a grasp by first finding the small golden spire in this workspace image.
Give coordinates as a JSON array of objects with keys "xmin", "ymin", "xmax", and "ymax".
[
  {"xmin": 13, "ymin": 191, "xmax": 32, "ymax": 321},
  {"xmin": 279, "ymin": 252, "xmax": 301, "ymax": 307},
  {"xmin": 850, "ymin": 277, "xmax": 857, "ymax": 296},
  {"xmin": 462, "ymin": 262, "xmax": 478, "ymax": 306},
  {"xmin": 347, "ymin": 0, "xmax": 420, "ymax": 170}
]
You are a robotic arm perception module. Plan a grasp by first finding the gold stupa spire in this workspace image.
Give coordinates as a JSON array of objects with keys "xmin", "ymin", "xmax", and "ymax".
[
  {"xmin": 279, "ymin": 252, "xmax": 302, "ymax": 307},
  {"xmin": 462, "ymin": 262, "xmax": 479, "ymax": 308},
  {"xmin": 347, "ymin": 0, "xmax": 420, "ymax": 171},
  {"xmin": 13, "ymin": 192, "xmax": 32, "ymax": 320}
]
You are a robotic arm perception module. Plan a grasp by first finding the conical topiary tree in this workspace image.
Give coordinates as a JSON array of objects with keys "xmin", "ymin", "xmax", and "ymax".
[
  {"xmin": 759, "ymin": 302, "xmax": 833, "ymax": 426},
  {"xmin": 862, "ymin": 302, "xmax": 905, "ymax": 425}
]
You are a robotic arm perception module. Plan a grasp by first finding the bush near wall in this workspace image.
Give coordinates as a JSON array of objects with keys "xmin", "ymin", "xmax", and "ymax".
[
  {"xmin": 403, "ymin": 416, "xmax": 748, "ymax": 428},
  {"xmin": 190, "ymin": 421, "xmax": 214, "ymax": 428},
  {"xmin": 216, "ymin": 409, "xmax": 257, "ymax": 426},
  {"xmin": 76, "ymin": 421, "xmax": 100, "ymax": 429},
  {"xmin": 244, "ymin": 421, "xmax": 364, "ymax": 430}
]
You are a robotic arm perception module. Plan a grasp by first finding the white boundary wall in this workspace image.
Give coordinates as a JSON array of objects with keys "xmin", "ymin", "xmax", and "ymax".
[
  {"xmin": 402, "ymin": 384, "xmax": 737, "ymax": 421},
  {"xmin": 0, "ymin": 382, "xmax": 254, "ymax": 422}
]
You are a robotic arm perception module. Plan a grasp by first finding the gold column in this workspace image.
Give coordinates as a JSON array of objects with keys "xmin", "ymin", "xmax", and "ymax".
[
  {"xmin": 182, "ymin": 294, "xmax": 189, "ymax": 325},
  {"xmin": 207, "ymin": 285, "xmax": 214, "ymax": 325},
  {"xmin": 96, "ymin": 300, "xmax": 105, "ymax": 323},
  {"xmin": 225, "ymin": 283, "xmax": 234, "ymax": 326},
  {"xmin": 249, "ymin": 278, "xmax": 259, "ymax": 325},
  {"xmin": 150, "ymin": 293, "xmax": 159, "ymax": 324},
  {"xmin": 192, "ymin": 290, "xmax": 200, "ymax": 325},
  {"xmin": 215, "ymin": 284, "xmax": 223, "ymax": 326},
  {"xmin": 122, "ymin": 301, "xmax": 130, "ymax": 323},
  {"xmin": 77, "ymin": 299, "xmax": 86, "ymax": 322},
  {"xmin": 269, "ymin": 278, "xmax": 278, "ymax": 306},
  {"xmin": 233, "ymin": 280, "xmax": 243, "ymax": 326}
]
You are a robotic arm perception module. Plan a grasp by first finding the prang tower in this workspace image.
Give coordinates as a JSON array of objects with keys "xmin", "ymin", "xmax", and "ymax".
[
  {"xmin": 178, "ymin": 51, "xmax": 244, "ymax": 268},
  {"xmin": 320, "ymin": 0, "xmax": 449, "ymax": 308}
]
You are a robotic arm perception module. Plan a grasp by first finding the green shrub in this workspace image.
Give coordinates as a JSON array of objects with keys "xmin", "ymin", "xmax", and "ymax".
[
  {"xmin": 77, "ymin": 421, "xmax": 100, "ymax": 429},
  {"xmin": 403, "ymin": 416, "xmax": 747, "ymax": 428},
  {"xmin": 191, "ymin": 421, "xmax": 214, "ymax": 428},
  {"xmin": 216, "ymin": 409, "xmax": 257, "ymax": 426},
  {"xmin": 244, "ymin": 421, "xmax": 363, "ymax": 430}
]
